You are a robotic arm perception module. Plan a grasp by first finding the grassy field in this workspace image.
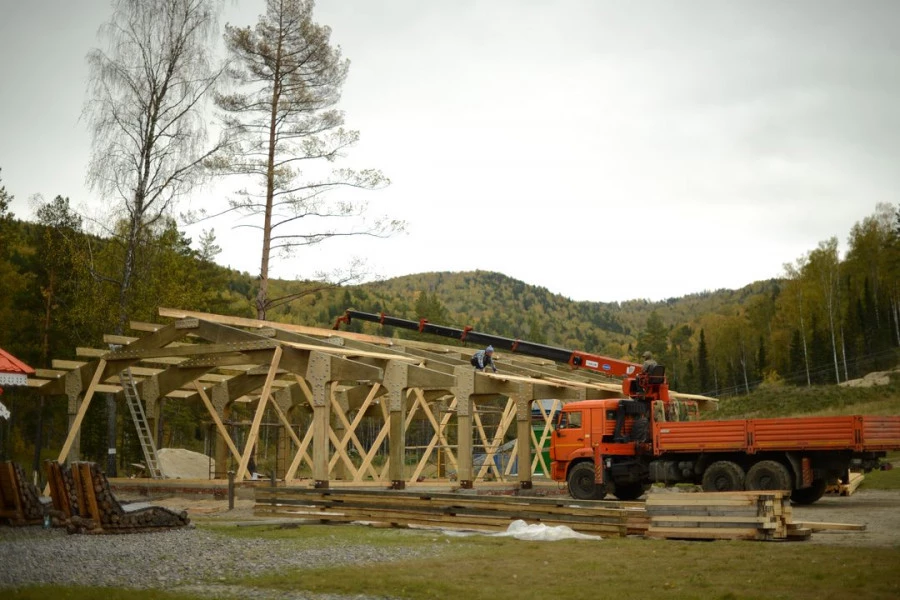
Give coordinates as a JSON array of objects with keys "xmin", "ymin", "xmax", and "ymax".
[
  {"xmin": 8, "ymin": 523, "xmax": 898, "ymax": 600},
  {"xmin": 710, "ymin": 372, "xmax": 900, "ymax": 418}
]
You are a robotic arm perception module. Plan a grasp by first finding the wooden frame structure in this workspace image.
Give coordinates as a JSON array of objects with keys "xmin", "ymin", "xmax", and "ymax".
[{"xmin": 30, "ymin": 307, "xmax": 714, "ymax": 490}]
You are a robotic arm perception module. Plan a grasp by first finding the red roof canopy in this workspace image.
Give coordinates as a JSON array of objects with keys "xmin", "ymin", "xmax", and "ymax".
[{"xmin": 0, "ymin": 347, "xmax": 34, "ymax": 375}]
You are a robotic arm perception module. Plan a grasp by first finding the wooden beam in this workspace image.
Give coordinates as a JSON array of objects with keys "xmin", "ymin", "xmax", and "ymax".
[
  {"xmin": 235, "ymin": 346, "xmax": 283, "ymax": 481},
  {"xmin": 194, "ymin": 381, "xmax": 242, "ymax": 463},
  {"xmin": 106, "ymin": 339, "xmax": 278, "ymax": 361},
  {"xmin": 159, "ymin": 307, "xmax": 392, "ymax": 346}
]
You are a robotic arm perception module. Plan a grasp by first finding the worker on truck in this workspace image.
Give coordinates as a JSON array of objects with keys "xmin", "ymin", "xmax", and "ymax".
[
  {"xmin": 471, "ymin": 346, "xmax": 498, "ymax": 372},
  {"xmin": 641, "ymin": 351, "xmax": 657, "ymax": 374}
]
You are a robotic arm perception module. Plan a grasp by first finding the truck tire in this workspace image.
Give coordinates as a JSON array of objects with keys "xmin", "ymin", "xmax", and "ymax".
[
  {"xmin": 701, "ymin": 461, "xmax": 746, "ymax": 492},
  {"xmin": 613, "ymin": 482, "xmax": 649, "ymax": 501},
  {"xmin": 745, "ymin": 460, "xmax": 792, "ymax": 491},
  {"xmin": 790, "ymin": 478, "xmax": 827, "ymax": 505},
  {"xmin": 567, "ymin": 462, "xmax": 603, "ymax": 500}
]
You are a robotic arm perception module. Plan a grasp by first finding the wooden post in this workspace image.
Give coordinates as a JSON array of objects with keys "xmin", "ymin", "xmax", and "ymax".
[
  {"xmin": 227, "ymin": 470, "xmax": 235, "ymax": 510},
  {"xmin": 517, "ymin": 399, "xmax": 534, "ymax": 489},
  {"xmin": 388, "ymin": 392, "xmax": 405, "ymax": 489},
  {"xmin": 453, "ymin": 365, "xmax": 476, "ymax": 489}
]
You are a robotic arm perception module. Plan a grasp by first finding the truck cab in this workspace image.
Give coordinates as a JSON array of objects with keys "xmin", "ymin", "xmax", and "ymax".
[{"xmin": 550, "ymin": 397, "xmax": 699, "ymax": 501}]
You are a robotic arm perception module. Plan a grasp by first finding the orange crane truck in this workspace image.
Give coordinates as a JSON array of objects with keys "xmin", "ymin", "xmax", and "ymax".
[{"xmin": 335, "ymin": 310, "xmax": 900, "ymax": 504}]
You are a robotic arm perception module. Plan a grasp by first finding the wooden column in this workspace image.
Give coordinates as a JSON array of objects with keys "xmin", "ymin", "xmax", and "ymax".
[
  {"xmin": 64, "ymin": 371, "xmax": 83, "ymax": 464},
  {"xmin": 307, "ymin": 352, "xmax": 332, "ymax": 488},
  {"xmin": 453, "ymin": 365, "xmax": 475, "ymax": 489},
  {"xmin": 383, "ymin": 361, "xmax": 409, "ymax": 490},
  {"xmin": 516, "ymin": 396, "xmax": 534, "ymax": 489}
]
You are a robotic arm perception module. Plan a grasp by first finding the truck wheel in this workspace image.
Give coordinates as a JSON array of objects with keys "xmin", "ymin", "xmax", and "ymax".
[
  {"xmin": 613, "ymin": 482, "xmax": 649, "ymax": 501},
  {"xmin": 701, "ymin": 461, "xmax": 746, "ymax": 492},
  {"xmin": 790, "ymin": 479, "xmax": 827, "ymax": 505},
  {"xmin": 745, "ymin": 460, "xmax": 792, "ymax": 491},
  {"xmin": 567, "ymin": 462, "xmax": 600, "ymax": 500}
]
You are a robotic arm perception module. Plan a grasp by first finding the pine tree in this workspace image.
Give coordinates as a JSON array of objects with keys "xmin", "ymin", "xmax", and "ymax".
[{"xmin": 697, "ymin": 329, "xmax": 710, "ymax": 393}]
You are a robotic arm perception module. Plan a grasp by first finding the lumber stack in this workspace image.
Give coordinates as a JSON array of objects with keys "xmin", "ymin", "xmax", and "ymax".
[
  {"xmin": 646, "ymin": 492, "xmax": 811, "ymax": 541},
  {"xmin": 45, "ymin": 461, "xmax": 190, "ymax": 534},
  {"xmin": 255, "ymin": 487, "xmax": 646, "ymax": 537},
  {"xmin": 0, "ymin": 461, "xmax": 45, "ymax": 525},
  {"xmin": 826, "ymin": 472, "xmax": 864, "ymax": 496}
]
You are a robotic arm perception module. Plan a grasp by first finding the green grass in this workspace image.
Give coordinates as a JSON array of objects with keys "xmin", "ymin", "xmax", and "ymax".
[
  {"xmin": 711, "ymin": 372, "xmax": 900, "ymax": 419},
  {"xmin": 231, "ymin": 529, "xmax": 900, "ymax": 600},
  {"xmin": 6, "ymin": 523, "xmax": 899, "ymax": 600}
]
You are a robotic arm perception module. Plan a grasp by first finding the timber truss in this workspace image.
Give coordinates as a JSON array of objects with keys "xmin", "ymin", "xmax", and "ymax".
[{"xmin": 30, "ymin": 308, "xmax": 714, "ymax": 490}]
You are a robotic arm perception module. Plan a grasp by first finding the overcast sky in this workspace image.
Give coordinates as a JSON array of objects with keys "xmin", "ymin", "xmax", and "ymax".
[{"xmin": 1, "ymin": 1, "xmax": 898, "ymax": 304}]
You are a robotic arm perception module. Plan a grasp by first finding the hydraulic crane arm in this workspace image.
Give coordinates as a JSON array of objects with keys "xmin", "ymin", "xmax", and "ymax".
[{"xmin": 334, "ymin": 309, "xmax": 644, "ymax": 378}]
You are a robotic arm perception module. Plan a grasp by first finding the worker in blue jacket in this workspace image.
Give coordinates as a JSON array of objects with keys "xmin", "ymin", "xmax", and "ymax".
[{"xmin": 470, "ymin": 346, "xmax": 498, "ymax": 372}]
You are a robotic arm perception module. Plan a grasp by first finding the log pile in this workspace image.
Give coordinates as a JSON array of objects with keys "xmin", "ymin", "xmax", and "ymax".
[
  {"xmin": 646, "ymin": 491, "xmax": 811, "ymax": 541},
  {"xmin": 255, "ymin": 487, "xmax": 646, "ymax": 537},
  {"xmin": 45, "ymin": 461, "xmax": 190, "ymax": 534},
  {"xmin": 0, "ymin": 461, "xmax": 45, "ymax": 525}
]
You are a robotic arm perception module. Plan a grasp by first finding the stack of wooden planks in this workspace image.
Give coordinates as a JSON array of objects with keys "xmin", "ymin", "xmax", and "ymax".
[
  {"xmin": 0, "ymin": 461, "xmax": 45, "ymax": 526},
  {"xmin": 826, "ymin": 472, "xmax": 864, "ymax": 496},
  {"xmin": 646, "ymin": 491, "xmax": 811, "ymax": 541},
  {"xmin": 255, "ymin": 487, "xmax": 648, "ymax": 537},
  {"xmin": 45, "ymin": 461, "xmax": 190, "ymax": 534}
]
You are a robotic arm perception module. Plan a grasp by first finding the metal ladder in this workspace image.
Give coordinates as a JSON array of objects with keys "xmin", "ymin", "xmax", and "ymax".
[{"xmin": 120, "ymin": 367, "xmax": 164, "ymax": 479}]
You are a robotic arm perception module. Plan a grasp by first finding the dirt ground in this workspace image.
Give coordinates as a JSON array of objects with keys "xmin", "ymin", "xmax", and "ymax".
[{"xmin": 129, "ymin": 487, "xmax": 900, "ymax": 548}]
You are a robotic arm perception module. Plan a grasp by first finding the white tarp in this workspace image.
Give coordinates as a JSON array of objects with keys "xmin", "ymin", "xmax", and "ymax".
[{"xmin": 445, "ymin": 519, "xmax": 601, "ymax": 541}]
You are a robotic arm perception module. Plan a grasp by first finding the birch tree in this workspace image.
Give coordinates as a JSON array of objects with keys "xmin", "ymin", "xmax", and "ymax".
[
  {"xmin": 213, "ymin": 0, "xmax": 403, "ymax": 320},
  {"xmin": 85, "ymin": 0, "xmax": 226, "ymax": 334},
  {"xmin": 85, "ymin": 0, "xmax": 225, "ymax": 474},
  {"xmin": 782, "ymin": 259, "xmax": 812, "ymax": 386},
  {"xmin": 805, "ymin": 238, "xmax": 842, "ymax": 384}
]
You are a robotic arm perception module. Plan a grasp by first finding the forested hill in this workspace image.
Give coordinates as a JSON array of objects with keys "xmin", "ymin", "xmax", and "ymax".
[
  {"xmin": 268, "ymin": 269, "xmax": 779, "ymax": 358},
  {"xmin": 0, "ymin": 203, "xmax": 898, "ymax": 399}
]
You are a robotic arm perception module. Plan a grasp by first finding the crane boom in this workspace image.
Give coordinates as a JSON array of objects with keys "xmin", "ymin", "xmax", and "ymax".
[{"xmin": 334, "ymin": 309, "xmax": 645, "ymax": 379}]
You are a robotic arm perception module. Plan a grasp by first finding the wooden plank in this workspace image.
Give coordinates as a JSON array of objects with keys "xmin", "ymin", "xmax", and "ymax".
[
  {"xmin": 52, "ymin": 359, "xmax": 88, "ymax": 370},
  {"xmin": 77, "ymin": 464, "xmax": 102, "ymax": 524},
  {"xmin": 647, "ymin": 526, "xmax": 764, "ymax": 540},
  {"xmin": 34, "ymin": 368, "xmax": 65, "ymax": 379},
  {"xmin": 76, "ymin": 347, "xmax": 107, "ymax": 358},
  {"xmin": 791, "ymin": 521, "xmax": 866, "ymax": 532}
]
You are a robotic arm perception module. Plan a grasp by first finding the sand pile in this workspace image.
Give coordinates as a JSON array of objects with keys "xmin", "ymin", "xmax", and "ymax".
[{"xmin": 158, "ymin": 448, "xmax": 214, "ymax": 480}]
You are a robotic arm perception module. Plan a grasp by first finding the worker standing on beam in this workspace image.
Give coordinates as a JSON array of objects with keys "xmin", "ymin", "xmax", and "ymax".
[{"xmin": 471, "ymin": 346, "xmax": 498, "ymax": 373}]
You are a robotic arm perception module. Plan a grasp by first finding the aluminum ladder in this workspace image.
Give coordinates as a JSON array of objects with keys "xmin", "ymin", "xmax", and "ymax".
[{"xmin": 120, "ymin": 367, "xmax": 164, "ymax": 479}]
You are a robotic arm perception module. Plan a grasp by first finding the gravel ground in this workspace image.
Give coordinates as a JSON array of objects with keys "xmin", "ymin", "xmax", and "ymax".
[
  {"xmin": 789, "ymin": 488, "xmax": 900, "ymax": 548},
  {"xmin": 0, "ymin": 524, "xmax": 438, "ymax": 599},
  {"xmin": 3, "ymin": 488, "xmax": 897, "ymax": 598}
]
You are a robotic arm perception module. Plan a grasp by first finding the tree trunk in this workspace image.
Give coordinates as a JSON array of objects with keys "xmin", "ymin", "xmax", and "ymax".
[
  {"xmin": 799, "ymin": 314, "xmax": 811, "ymax": 387},
  {"xmin": 257, "ymin": 28, "xmax": 284, "ymax": 321},
  {"xmin": 840, "ymin": 325, "xmax": 849, "ymax": 381}
]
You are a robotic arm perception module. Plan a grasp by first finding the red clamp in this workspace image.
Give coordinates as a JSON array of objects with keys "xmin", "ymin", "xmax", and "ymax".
[
  {"xmin": 418, "ymin": 318, "xmax": 428, "ymax": 333},
  {"xmin": 461, "ymin": 326, "xmax": 473, "ymax": 342}
]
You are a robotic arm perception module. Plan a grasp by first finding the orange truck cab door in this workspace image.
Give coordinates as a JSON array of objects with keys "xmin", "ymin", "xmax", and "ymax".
[{"xmin": 551, "ymin": 407, "xmax": 593, "ymax": 481}]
